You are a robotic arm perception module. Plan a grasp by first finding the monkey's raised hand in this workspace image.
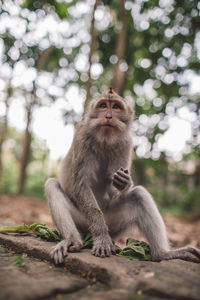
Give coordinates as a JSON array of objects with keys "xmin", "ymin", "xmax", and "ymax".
[
  {"xmin": 92, "ymin": 234, "xmax": 115, "ymax": 258},
  {"xmin": 112, "ymin": 168, "xmax": 132, "ymax": 191}
]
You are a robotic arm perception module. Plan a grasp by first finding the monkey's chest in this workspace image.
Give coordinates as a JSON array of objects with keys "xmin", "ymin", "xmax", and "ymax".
[{"xmin": 91, "ymin": 177, "xmax": 110, "ymax": 209}]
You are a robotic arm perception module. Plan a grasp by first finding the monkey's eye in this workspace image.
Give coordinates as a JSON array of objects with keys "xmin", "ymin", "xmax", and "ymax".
[
  {"xmin": 99, "ymin": 102, "xmax": 107, "ymax": 108},
  {"xmin": 112, "ymin": 103, "xmax": 121, "ymax": 109}
]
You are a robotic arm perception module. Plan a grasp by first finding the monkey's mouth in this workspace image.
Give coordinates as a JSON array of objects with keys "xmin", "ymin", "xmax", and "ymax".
[{"xmin": 101, "ymin": 123, "xmax": 115, "ymax": 128}]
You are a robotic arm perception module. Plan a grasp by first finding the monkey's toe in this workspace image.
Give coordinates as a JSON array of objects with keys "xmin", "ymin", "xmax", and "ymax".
[
  {"xmin": 68, "ymin": 241, "xmax": 82, "ymax": 252},
  {"xmin": 51, "ymin": 240, "xmax": 70, "ymax": 264},
  {"xmin": 184, "ymin": 246, "xmax": 200, "ymax": 259},
  {"xmin": 51, "ymin": 248, "xmax": 66, "ymax": 264},
  {"xmin": 180, "ymin": 246, "xmax": 200, "ymax": 262}
]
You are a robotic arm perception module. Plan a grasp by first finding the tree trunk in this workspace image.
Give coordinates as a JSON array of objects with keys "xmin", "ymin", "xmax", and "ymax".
[
  {"xmin": 17, "ymin": 48, "xmax": 52, "ymax": 194},
  {"xmin": 110, "ymin": 0, "xmax": 127, "ymax": 96},
  {"xmin": 18, "ymin": 107, "xmax": 32, "ymax": 194},
  {"xmin": 194, "ymin": 157, "xmax": 200, "ymax": 188},
  {"xmin": 133, "ymin": 159, "xmax": 147, "ymax": 185},
  {"xmin": 0, "ymin": 97, "xmax": 10, "ymax": 177},
  {"xmin": 160, "ymin": 154, "xmax": 169, "ymax": 206},
  {"xmin": 84, "ymin": 0, "xmax": 99, "ymax": 112},
  {"xmin": 37, "ymin": 47, "xmax": 53, "ymax": 71}
]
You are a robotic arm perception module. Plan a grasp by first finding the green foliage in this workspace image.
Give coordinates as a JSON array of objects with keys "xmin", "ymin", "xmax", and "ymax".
[
  {"xmin": 25, "ymin": 138, "xmax": 49, "ymax": 198},
  {"xmin": 82, "ymin": 232, "xmax": 93, "ymax": 248},
  {"xmin": 13, "ymin": 256, "xmax": 26, "ymax": 267},
  {"xmin": 116, "ymin": 238, "xmax": 152, "ymax": 261},
  {"xmin": 96, "ymin": 0, "xmax": 200, "ymax": 155},
  {"xmin": 21, "ymin": 0, "xmax": 69, "ymax": 19},
  {"xmin": 0, "ymin": 126, "xmax": 49, "ymax": 198},
  {"xmin": 2, "ymin": 227, "xmax": 152, "ymax": 261},
  {"xmin": 132, "ymin": 156, "xmax": 200, "ymax": 214},
  {"xmin": 83, "ymin": 233, "xmax": 152, "ymax": 261},
  {"xmin": 0, "ymin": 223, "xmax": 61, "ymax": 242}
]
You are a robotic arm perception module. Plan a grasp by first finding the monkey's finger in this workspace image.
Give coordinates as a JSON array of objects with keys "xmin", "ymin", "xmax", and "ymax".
[
  {"xmin": 119, "ymin": 167, "xmax": 129, "ymax": 175},
  {"xmin": 103, "ymin": 245, "xmax": 111, "ymax": 257},
  {"xmin": 100, "ymin": 247, "xmax": 107, "ymax": 257},
  {"xmin": 91, "ymin": 247, "xmax": 99, "ymax": 256},
  {"xmin": 105, "ymin": 249, "xmax": 111, "ymax": 257},
  {"xmin": 105, "ymin": 249, "xmax": 110, "ymax": 257},
  {"xmin": 114, "ymin": 173, "xmax": 128, "ymax": 184},
  {"xmin": 108, "ymin": 244, "xmax": 114, "ymax": 256},
  {"xmin": 100, "ymin": 248, "xmax": 106, "ymax": 258},
  {"xmin": 113, "ymin": 176, "xmax": 127, "ymax": 187},
  {"xmin": 113, "ymin": 180, "xmax": 125, "ymax": 190},
  {"xmin": 116, "ymin": 170, "xmax": 129, "ymax": 180},
  {"xmin": 96, "ymin": 247, "xmax": 102, "ymax": 257}
]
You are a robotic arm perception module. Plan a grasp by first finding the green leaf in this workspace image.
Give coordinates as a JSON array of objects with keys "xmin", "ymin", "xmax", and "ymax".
[
  {"xmin": 82, "ymin": 232, "xmax": 93, "ymax": 248},
  {"xmin": 117, "ymin": 238, "xmax": 152, "ymax": 261},
  {"xmin": 54, "ymin": 1, "xmax": 69, "ymax": 19},
  {"xmin": 20, "ymin": 0, "xmax": 29, "ymax": 9},
  {"xmin": 13, "ymin": 256, "xmax": 26, "ymax": 267},
  {"xmin": 0, "ymin": 223, "xmax": 61, "ymax": 242}
]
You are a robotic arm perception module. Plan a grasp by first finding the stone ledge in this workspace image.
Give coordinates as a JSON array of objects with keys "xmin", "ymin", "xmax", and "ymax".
[
  {"xmin": 0, "ymin": 233, "xmax": 133, "ymax": 288},
  {"xmin": 0, "ymin": 233, "xmax": 200, "ymax": 300}
]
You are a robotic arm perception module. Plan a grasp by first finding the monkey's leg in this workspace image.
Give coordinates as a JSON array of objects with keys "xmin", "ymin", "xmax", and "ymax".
[
  {"xmin": 45, "ymin": 178, "xmax": 83, "ymax": 264},
  {"xmin": 106, "ymin": 186, "xmax": 200, "ymax": 263}
]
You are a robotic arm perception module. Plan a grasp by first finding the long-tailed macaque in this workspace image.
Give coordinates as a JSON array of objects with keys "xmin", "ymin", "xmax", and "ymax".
[{"xmin": 45, "ymin": 88, "xmax": 200, "ymax": 264}]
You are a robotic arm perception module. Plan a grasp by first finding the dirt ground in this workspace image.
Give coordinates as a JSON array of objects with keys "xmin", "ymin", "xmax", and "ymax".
[{"xmin": 0, "ymin": 194, "xmax": 199, "ymax": 248}]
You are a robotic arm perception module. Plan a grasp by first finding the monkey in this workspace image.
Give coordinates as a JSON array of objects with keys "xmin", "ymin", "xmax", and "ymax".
[{"xmin": 45, "ymin": 87, "xmax": 200, "ymax": 264}]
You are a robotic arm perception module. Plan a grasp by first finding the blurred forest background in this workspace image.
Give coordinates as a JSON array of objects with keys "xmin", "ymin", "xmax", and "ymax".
[{"xmin": 0, "ymin": 0, "xmax": 200, "ymax": 218}]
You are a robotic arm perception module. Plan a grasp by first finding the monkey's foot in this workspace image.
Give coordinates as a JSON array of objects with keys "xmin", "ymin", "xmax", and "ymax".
[
  {"xmin": 153, "ymin": 246, "xmax": 200, "ymax": 263},
  {"xmin": 51, "ymin": 238, "xmax": 83, "ymax": 264},
  {"xmin": 92, "ymin": 235, "xmax": 115, "ymax": 258}
]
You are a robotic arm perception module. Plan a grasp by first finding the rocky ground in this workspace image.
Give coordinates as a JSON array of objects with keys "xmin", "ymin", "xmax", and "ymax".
[{"xmin": 0, "ymin": 194, "xmax": 200, "ymax": 300}]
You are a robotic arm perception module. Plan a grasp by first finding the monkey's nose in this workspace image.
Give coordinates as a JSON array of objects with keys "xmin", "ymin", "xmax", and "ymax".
[{"xmin": 106, "ymin": 115, "xmax": 112, "ymax": 119}]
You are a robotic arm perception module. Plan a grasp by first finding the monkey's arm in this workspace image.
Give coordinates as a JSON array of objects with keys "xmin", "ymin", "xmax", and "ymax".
[{"xmin": 73, "ymin": 180, "xmax": 115, "ymax": 257}]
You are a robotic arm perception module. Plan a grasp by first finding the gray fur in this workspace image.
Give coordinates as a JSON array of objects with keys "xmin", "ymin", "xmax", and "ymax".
[{"xmin": 45, "ymin": 91, "xmax": 200, "ymax": 264}]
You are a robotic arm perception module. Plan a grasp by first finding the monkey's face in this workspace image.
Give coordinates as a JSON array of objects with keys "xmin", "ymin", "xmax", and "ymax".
[
  {"xmin": 86, "ymin": 96, "xmax": 133, "ymax": 141},
  {"xmin": 95, "ymin": 99, "xmax": 125, "ymax": 133}
]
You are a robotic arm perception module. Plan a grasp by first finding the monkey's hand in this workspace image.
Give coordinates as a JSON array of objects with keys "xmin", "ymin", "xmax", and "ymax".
[
  {"xmin": 92, "ymin": 234, "xmax": 115, "ymax": 258},
  {"xmin": 51, "ymin": 237, "xmax": 83, "ymax": 264},
  {"xmin": 112, "ymin": 168, "xmax": 132, "ymax": 191}
]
